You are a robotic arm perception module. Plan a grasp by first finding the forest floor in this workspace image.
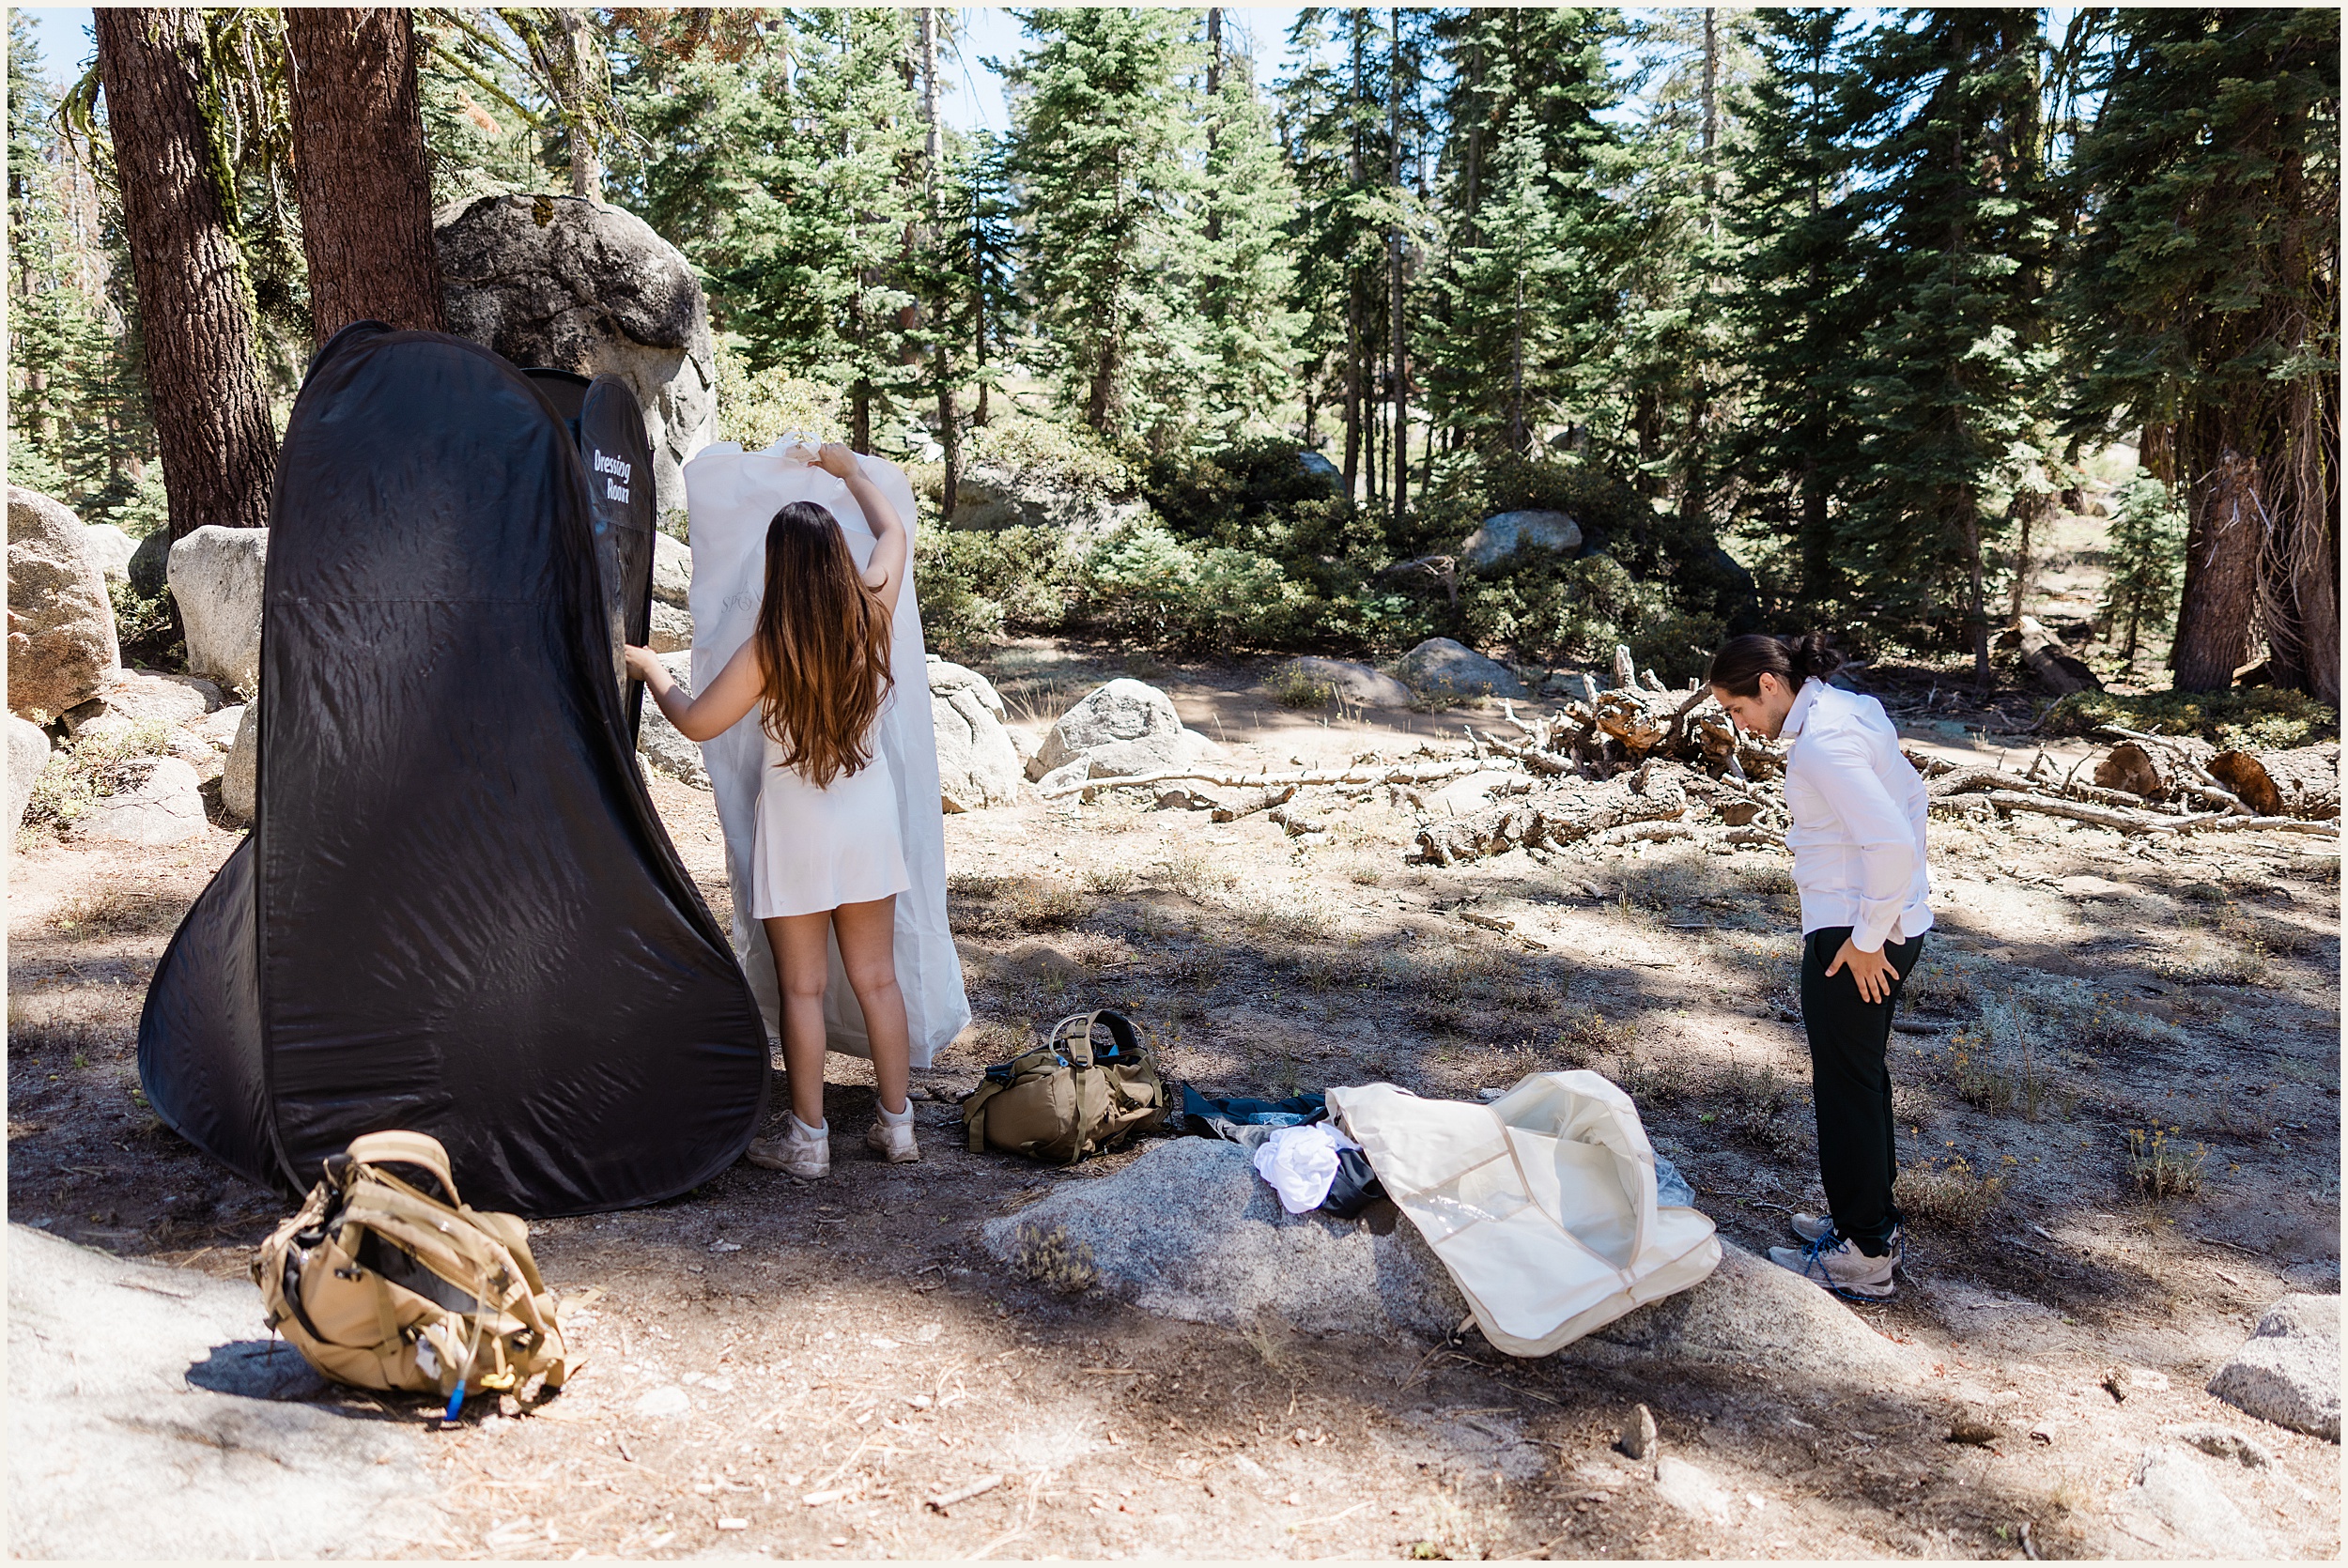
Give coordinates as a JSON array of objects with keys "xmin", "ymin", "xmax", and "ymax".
[{"xmin": 8, "ymin": 517, "xmax": 2341, "ymax": 1560}]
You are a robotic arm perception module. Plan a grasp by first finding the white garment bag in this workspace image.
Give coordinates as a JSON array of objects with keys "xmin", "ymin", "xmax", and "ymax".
[
  {"xmin": 681, "ymin": 438, "xmax": 970, "ymax": 1066},
  {"xmin": 1327, "ymin": 1070, "xmax": 1720, "ymax": 1356}
]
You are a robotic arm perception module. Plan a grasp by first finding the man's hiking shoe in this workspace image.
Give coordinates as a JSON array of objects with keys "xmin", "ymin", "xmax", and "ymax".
[
  {"xmin": 1768, "ymin": 1227, "xmax": 1897, "ymax": 1300},
  {"xmin": 748, "ymin": 1115, "xmax": 831, "ymax": 1179},
  {"xmin": 866, "ymin": 1100, "xmax": 920, "ymax": 1164}
]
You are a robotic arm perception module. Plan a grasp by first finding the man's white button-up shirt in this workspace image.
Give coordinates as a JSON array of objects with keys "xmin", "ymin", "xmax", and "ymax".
[{"xmin": 1779, "ymin": 679, "xmax": 1933, "ymax": 953}]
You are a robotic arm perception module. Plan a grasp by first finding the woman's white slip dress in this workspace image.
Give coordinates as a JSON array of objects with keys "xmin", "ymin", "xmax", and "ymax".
[
  {"xmin": 744, "ymin": 718, "xmax": 911, "ymax": 918},
  {"xmin": 682, "ymin": 437, "xmax": 969, "ymax": 1066}
]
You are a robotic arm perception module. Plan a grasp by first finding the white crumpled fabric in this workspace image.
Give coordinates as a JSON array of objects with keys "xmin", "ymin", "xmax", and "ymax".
[
  {"xmin": 681, "ymin": 437, "xmax": 970, "ymax": 1065},
  {"xmin": 1251, "ymin": 1122, "xmax": 1363, "ymax": 1215}
]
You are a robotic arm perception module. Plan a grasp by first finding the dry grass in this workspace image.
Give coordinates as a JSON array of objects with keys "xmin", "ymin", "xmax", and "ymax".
[
  {"xmin": 51, "ymin": 884, "xmax": 184, "ymax": 938},
  {"xmin": 2124, "ymin": 1125, "xmax": 2206, "ymax": 1200},
  {"xmin": 950, "ymin": 873, "xmax": 1086, "ymax": 935},
  {"xmin": 1007, "ymin": 1221, "xmax": 1099, "ymax": 1295},
  {"xmin": 1159, "ymin": 851, "xmax": 1238, "ymax": 901},
  {"xmin": 1894, "ymin": 1154, "xmax": 2008, "ymax": 1230}
]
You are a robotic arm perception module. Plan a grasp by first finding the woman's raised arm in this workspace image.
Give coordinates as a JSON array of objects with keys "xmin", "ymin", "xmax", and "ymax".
[{"xmin": 816, "ymin": 441, "xmax": 907, "ymax": 616}]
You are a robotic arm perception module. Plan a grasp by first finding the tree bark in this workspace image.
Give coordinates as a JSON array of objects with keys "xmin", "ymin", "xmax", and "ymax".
[
  {"xmin": 919, "ymin": 8, "xmax": 958, "ymax": 518},
  {"xmin": 285, "ymin": 8, "xmax": 447, "ymax": 344},
  {"xmin": 96, "ymin": 8, "xmax": 276, "ymax": 543},
  {"xmin": 1389, "ymin": 8, "xmax": 1407, "ymax": 530},
  {"xmin": 2171, "ymin": 444, "xmax": 2263, "ymax": 691}
]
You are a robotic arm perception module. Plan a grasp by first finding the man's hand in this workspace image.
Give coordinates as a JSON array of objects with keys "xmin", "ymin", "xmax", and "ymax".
[{"xmin": 1826, "ymin": 938, "xmax": 1902, "ymax": 1005}]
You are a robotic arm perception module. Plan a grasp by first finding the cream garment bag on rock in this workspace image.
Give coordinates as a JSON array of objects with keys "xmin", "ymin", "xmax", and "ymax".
[
  {"xmin": 682, "ymin": 437, "xmax": 970, "ymax": 1066},
  {"xmin": 1327, "ymin": 1071, "xmax": 1719, "ymax": 1355}
]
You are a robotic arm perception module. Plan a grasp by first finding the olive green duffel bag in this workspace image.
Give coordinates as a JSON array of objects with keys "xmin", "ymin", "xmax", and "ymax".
[{"xmin": 963, "ymin": 1009, "xmax": 1167, "ymax": 1164}]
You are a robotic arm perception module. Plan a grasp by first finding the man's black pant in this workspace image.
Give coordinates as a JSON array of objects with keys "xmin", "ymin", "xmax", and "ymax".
[{"xmin": 1800, "ymin": 926, "xmax": 1925, "ymax": 1257}]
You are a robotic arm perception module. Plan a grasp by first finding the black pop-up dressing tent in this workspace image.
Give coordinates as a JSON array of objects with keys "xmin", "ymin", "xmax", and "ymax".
[{"xmin": 138, "ymin": 323, "xmax": 768, "ymax": 1215}]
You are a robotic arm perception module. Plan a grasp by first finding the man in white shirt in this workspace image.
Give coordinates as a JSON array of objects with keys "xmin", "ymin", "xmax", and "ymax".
[{"xmin": 1708, "ymin": 631, "xmax": 1931, "ymax": 1299}]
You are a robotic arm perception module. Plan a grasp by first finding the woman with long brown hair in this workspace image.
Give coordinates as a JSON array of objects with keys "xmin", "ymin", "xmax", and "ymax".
[{"xmin": 624, "ymin": 442, "xmax": 917, "ymax": 1180}]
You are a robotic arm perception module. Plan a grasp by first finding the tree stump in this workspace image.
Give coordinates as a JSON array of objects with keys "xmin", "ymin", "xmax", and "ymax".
[{"xmin": 2206, "ymin": 746, "xmax": 2341, "ymax": 821}]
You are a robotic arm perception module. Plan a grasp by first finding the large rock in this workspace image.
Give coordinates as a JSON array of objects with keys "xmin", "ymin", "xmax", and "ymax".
[
  {"xmin": 652, "ymin": 531, "xmax": 692, "ymax": 608},
  {"xmin": 168, "ymin": 527, "xmax": 267, "ymax": 698},
  {"xmin": 981, "ymin": 1136, "xmax": 1915, "ymax": 1386},
  {"xmin": 2117, "ymin": 1443, "xmax": 2267, "ymax": 1558},
  {"xmin": 8, "ymin": 1224, "xmax": 439, "ymax": 1559},
  {"xmin": 127, "ymin": 528, "xmax": 171, "ymax": 596},
  {"xmin": 1573, "ymin": 1238, "xmax": 1920, "ymax": 1385},
  {"xmin": 1460, "ymin": 509, "xmax": 1582, "ymax": 571},
  {"xmin": 7, "ymin": 485, "xmax": 119, "ymax": 721},
  {"xmin": 1269, "ymin": 656, "xmax": 1412, "ymax": 710},
  {"xmin": 74, "ymin": 756, "xmax": 208, "ymax": 845},
  {"xmin": 8, "ymin": 716, "xmax": 51, "ymax": 834},
  {"xmin": 81, "ymin": 522, "xmax": 137, "ymax": 583},
  {"xmin": 221, "ymin": 703, "xmax": 258, "ymax": 822},
  {"xmin": 2206, "ymin": 1294, "xmax": 2340, "ymax": 1440},
  {"xmin": 928, "ymin": 658, "xmax": 1023, "ymax": 812},
  {"xmin": 436, "ymin": 192, "xmax": 717, "ymax": 516},
  {"xmin": 947, "ymin": 464, "xmax": 1150, "ymax": 538},
  {"xmin": 647, "ymin": 600, "xmax": 693, "ymax": 654},
  {"xmin": 637, "ymin": 652, "xmax": 709, "ymax": 790},
  {"xmin": 980, "ymin": 1138, "xmax": 1468, "ymax": 1340},
  {"xmin": 1035, "ymin": 678, "xmax": 1218, "ymax": 780},
  {"xmin": 1396, "ymin": 638, "xmax": 1529, "ymax": 700},
  {"xmin": 70, "ymin": 669, "xmax": 223, "ymax": 735}
]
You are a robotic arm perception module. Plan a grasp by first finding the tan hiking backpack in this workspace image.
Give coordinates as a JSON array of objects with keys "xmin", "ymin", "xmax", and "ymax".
[
  {"xmin": 253, "ymin": 1131, "xmax": 570, "ymax": 1413},
  {"xmin": 963, "ymin": 1008, "xmax": 1167, "ymax": 1164}
]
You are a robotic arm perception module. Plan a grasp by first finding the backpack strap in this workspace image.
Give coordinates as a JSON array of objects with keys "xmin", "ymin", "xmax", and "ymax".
[
  {"xmin": 347, "ymin": 1130, "xmax": 461, "ymax": 1207},
  {"xmin": 1047, "ymin": 1011, "xmax": 1100, "ymax": 1068}
]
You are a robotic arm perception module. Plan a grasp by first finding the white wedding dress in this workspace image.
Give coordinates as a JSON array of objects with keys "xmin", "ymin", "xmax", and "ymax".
[{"xmin": 681, "ymin": 438, "xmax": 969, "ymax": 1067}]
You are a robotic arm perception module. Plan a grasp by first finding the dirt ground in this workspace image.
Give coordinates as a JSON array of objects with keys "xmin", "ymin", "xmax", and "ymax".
[{"xmin": 8, "ymin": 622, "xmax": 2342, "ymax": 1560}]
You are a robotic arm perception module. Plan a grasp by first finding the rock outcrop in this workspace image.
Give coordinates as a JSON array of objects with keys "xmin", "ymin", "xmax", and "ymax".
[
  {"xmin": 167, "ymin": 527, "xmax": 268, "ymax": 698},
  {"xmin": 8, "ymin": 485, "xmax": 119, "ymax": 721},
  {"xmin": 927, "ymin": 659, "xmax": 1025, "ymax": 812},
  {"xmin": 436, "ymin": 193, "xmax": 717, "ymax": 516},
  {"xmin": 636, "ymin": 652, "xmax": 709, "ymax": 790},
  {"xmin": 652, "ymin": 531, "xmax": 691, "ymax": 607},
  {"xmin": 74, "ymin": 756, "xmax": 208, "ymax": 845},
  {"xmin": 1460, "ymin": 509, "xmax": 1582, "ymax": 571},
  {"xmin": 1396, "ymin": 637, "xmax": 1529, "ymax": 699}
]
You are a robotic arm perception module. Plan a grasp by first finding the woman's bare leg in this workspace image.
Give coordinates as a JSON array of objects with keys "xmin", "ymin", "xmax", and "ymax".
[
  {"xmin": 764, "ymin": 913, "xmax": 835, "ymax": 1128},
  {"xmin": 831, "ymin": 896, "xmax": 911, "ymax": 1115}
]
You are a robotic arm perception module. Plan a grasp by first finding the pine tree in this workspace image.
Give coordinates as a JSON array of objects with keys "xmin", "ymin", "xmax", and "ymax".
[
  {"xmin": 1834, "ymin": 8, "xmax": 2061, "ymax": 685},
  {"xmin": 1004, "ymin": 7, "xmax": 1200, "ymax": 445},
  {"xmin": 1721, "ymin": 8, "xmax": 1868, "ymax": 601},
  {"xmin": 2100, "ymin": 469, "xmax": 2186, "ymax": 666},
  {"xmin": 2063, "ymin": 8, "xmax": 2339, "ymax": 702},
  {"xmin": 1191, "ymin": 18, "xmax": 1302, "ymax": 444},
  {"xmin": 1420, "ymin": 8, "xmax": 1617, "ymax": 461}
]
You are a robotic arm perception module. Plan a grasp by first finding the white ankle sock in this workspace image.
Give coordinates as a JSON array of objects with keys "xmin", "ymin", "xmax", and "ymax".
[
  {"xmin": 790, "ymin": 1114, "xmax": 828, "ymax": 1140},
  {"xmin": 878, "ymin": 1098, "xmax": 914, "ymax": 1126}
]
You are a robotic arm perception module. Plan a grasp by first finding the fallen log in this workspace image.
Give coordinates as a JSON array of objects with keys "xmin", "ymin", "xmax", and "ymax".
[
  {"xmin": 1978, "ymin": 790, "xmax": 2176, "ymax": 835},
  {"xmin": 2206, "ymin": 745, "xmax": 2341, "ymax": 822},
  {"xmin": 2173, "ymin": 812, "xmax": 2340, "ymax": 838},
  {"xmin": 1413, "ymin": 778, "xmax": 1688, "ymax": 864},
  {"xmin": 2016, "ymin": 614, "xmax": 2102, "ymax": 696},
  {"xmin": 1043, "ymin": 757, "xmax": 1490, "ymax": 799},
  {"xmin": 1929, "ymin": 766, "xmax": 2170, "ymax": 812}
]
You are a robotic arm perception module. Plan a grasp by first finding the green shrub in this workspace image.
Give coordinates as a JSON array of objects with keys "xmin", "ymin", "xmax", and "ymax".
[
  {"xmin": 1082, "ymin": 520, "xmax": 1307, "ymax": 651},
  {"xmin": 2100, "ymin": 469, "xmax": 2186, "ymax": 662},
  {"xmin": 916, "ymin": 525, "xmax": 1087, "ymax": 660},
  {"xmin": 966, "ymin": 416, "xmax": 1135, "ymax": 498},
  {"xmin": 714, "ymin": 341, "xmax": 844, "ymax": 450},
  {"xmin": 109, "ymin": 578, "xmax": 182, "ymax": 671},
  {"xmin": 2041, "ymin": 688, "xmax": 2338, "ymax": 749}
]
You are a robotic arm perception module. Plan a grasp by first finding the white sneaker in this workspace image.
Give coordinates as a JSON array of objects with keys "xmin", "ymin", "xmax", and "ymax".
[
  {"xmin": 866, "ymin": 1100, "xmax": 919, "ymax": 1164},
  {"xmin": 748, "ymin": 1115, "xmax": 830, "ymax": 1179},
  {"xmin": 1768, "ymin": 1229, "xmax": 1897, "ymax": 1299}
]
